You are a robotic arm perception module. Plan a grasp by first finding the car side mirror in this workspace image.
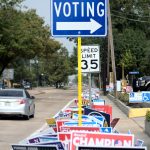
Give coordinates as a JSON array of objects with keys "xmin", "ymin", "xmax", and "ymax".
[{"xmin": 30, "ymin": 96, "xmax": 35, "ymax": 99}]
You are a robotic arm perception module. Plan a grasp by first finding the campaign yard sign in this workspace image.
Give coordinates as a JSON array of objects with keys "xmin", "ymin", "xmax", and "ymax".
[
  {"xmin": 77, "ymin": 146, "xmax": 147, "ymax": 150},
  {"xmin": 92, "ymin": 99, "xmax": 105, "ymax": 105},
  {"xmin": 91, "ymin": 105, "xmax": 112, "ymax": 121},
  {"xmin": 100, "ymin": 127, "xmax": 112, "ymax": 133},
  {"xmin": 71, "ymin": 113, "xmax": 104, "ymax": 127},
  {"xmin": 12, "ymin": 144, "xmax": 58, "ymax": 150},
  {"xmin": 33, "ymin": 141, "xmax": 64, "ymax": 150},
  {"xmin": 70, "ymin": 131, "xmax": 134, "ymax": 150},
  {"xmin": 64, "ymin": 121, "xmax": 98, "ymax": 127},
  {"xmin": 72, "ymin": 113, "xmax": 90, "ymax": 120},
  {"xmin": 58, "ymin": 132, "xmax": 71, "ymax": 150},
  {"xmin": 56, "ymin": 119, "xmax": 72, "ymax": 132},
  {"xmin": 28, "ymin": 136, "xmax": 58, "ymax": 144},
  {"xmin": 60, "ymin": 126, "xmax": 100, "ymax": 132},
  {"xmin": 84, "ymin": 107, "xmax": 110, "ymax": 127}
]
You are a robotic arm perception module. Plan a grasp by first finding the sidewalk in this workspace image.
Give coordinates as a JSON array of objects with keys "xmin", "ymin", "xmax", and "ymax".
[{"xmin": 101, "ymin": 95, "xmax": 150, "ymax": 149}]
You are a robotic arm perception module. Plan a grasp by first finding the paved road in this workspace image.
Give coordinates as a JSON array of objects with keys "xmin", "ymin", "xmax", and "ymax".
[{"xmin": 0, "ymin": 87, "xmax": 77, "ymax": 150}]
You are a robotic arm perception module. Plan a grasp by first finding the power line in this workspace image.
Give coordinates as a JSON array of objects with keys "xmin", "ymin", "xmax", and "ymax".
[
  {"xmin": 111, "ymin": 14, "xmax": 150, "ymax": 24},
  {"xmin": 111, "ymin": 9, "xmax": 150, "ymax": 18}
]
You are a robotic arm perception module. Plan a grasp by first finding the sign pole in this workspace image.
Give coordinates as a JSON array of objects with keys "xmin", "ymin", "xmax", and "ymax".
[
  {"xmin": 89, "ymin": 73, "xmax": 92, "ymax": 103},
  {"xmin": 78, "ymin": 37, "xmax": 82, "ymax": 126},
  {"xmin": 108, "ymin": 0, "xmax": 117, "ymax": 98}
]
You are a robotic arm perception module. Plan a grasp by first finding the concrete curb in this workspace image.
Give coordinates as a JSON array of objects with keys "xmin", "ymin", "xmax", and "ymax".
[
  {"xmin": 107, "ymin": 94, "xmax": 130, "ymax": 117},
  {"xmin": 107, "ymin": 94, "xmax": 150, "ymax": 118}
]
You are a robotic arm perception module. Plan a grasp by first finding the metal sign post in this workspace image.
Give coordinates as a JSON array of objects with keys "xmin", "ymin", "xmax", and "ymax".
[{"xmin": 89, "ymin": 73, "xmax": 92, "ymax": 104}]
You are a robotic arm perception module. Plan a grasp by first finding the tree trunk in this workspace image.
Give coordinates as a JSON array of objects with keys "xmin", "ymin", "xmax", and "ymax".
[{"xmin": 0, "ymin": 63, "xmax": 8, "ymax": 77}]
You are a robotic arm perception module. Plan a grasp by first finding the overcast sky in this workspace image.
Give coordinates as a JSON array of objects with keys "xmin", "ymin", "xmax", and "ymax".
[{"xmin": 22, "ymin": 0, "xmax": 75, "ymax": 54}]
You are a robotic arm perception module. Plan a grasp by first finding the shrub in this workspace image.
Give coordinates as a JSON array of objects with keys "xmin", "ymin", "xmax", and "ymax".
[
  {"xmin": 118, "ymin": 92, "xmax": 129, "ymax": 105},
  {"xmin": 146, "ymin": 110, "xmax": 150, "ymax": 122}
]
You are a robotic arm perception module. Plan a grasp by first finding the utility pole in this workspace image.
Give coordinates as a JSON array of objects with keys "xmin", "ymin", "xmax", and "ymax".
[
  {"xmin": 108, "ymin": 0, "xmax": 117, "ymax": 97},
  {"xmin": 107, "ymin": 36, "xmax": 110, "ymax": 85}
]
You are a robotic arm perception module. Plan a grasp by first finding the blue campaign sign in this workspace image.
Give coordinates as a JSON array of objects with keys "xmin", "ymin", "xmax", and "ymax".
[
  {"xmin": 51, "ymin": 0, "xmax": 107, "ymax": 37},
  {"xmin": 64, "ymin": 121, "xmax": 98, "ymax": 127},
  {"xmin": 100, "ymin": 127, "xmax": 112, "ymax": 133}
]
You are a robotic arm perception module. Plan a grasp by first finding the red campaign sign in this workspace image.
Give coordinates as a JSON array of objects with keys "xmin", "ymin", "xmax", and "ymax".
[
  {"xmin": 58, "ymin": 132, "xmax": 71, "ymax": 150},
  {"xmin": 64, "ymin": 108, "xmax": 72, "ymax": 113},
  {"xmin": 52, "ymin": 127, "xmax": 57, "ymax": 133},
  {"xmin": 60, "ymin": 126, "xmax": 100, "ymax": 132},
  {"xmin": 92, "ymin": 105, "xmax": 112, "ymax": 121},
  {"xmin": 56, "ymin": 119, "xmax": 72, "ymax": 132},
  {"xmin": 70, "ymin": 131, "xmax": 134, "ymax": 150}
]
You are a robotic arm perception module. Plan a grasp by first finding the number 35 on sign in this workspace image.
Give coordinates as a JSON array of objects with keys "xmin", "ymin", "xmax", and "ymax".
[{"xmin": 81, "ymin": 45, "xmax": 100, "ymax": 73}]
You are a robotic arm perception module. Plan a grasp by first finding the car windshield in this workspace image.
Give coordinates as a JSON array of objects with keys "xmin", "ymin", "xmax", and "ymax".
[{"xmin": 0, "ymin": 90, "xmax": 23, "ymax": 97}]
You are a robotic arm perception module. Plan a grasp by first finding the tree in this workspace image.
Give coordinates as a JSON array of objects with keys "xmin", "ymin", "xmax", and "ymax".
[
  {"xmin": 45, "ymin": 47, "xmax": 71, "ymax": 88},
  {"xmin": 0, "ymin": 0, "xmax": 23, "ymax": 8},
  {"xmin": 13, "ymin": 58, "xmax": 35, "ymax": 83},
  {"xmin": 114, "ymin": 28, "xmax": 147, "ymax": 78},
  {"xmin": 12, "ymin": 36, "xmax": 62, "ymax": 85},
  {"xmin": 0, "ymin": 2, "xmax": 53, "ymax": 76},
  {"xmin": 119, "ymin": 49, "xmax": 136, "ymax": 79}
]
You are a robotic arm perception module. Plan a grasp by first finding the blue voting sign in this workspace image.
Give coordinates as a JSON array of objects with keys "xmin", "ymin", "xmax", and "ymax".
[{"xmin": 51, "ymin": 0, "xmax": 107, "ymax": 37}]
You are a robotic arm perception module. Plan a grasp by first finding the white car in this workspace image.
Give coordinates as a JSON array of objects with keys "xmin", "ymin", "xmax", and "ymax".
[{"xmin": 0, "ymin": 89, "xmax": 35, "ymax": 120}]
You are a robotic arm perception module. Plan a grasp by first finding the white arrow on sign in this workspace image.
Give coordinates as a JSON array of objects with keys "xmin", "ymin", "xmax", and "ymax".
[{"xmin": 56, "ymin": 18, "xmax": 102, "ymax": 34}]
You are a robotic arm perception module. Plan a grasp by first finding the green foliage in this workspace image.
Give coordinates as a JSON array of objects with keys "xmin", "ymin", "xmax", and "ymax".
[
  {"xmin": 0, "ymin": 0, "xmax": 71, "ymax": 86},
  {"xmin": 13, "ymin": 58, "xmax": 35, "ymax": 83},
  {"xmin": 0, "ymin": 0, "xmax": 24, "ymax": 8},
  {"xmin": 114, "ymin": 28, "xmax": 147, "ymax": 74},
  {"xmin": 119, "ymin": 49, "xmax": 136, "ymax": 69},
  {"xmin": 0, "ymin": 1, "xmax": 61, "ymax": 77},
  {"xmin": 117, "ymin": 92, "xmax": 129, "ymax": 105},
  {"xmin": 111, "ymin": 0, "xmax": 150, "ymax": 76},
  {"xmin": 41, "ymin": 47, "xmax": 71, "ymax": 88},
  {"xmin": 146, "ymin": 111, "xmax": 150, "ymax": 122}
]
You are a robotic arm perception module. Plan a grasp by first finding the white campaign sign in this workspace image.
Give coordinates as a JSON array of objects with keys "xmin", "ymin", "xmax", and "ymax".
[{"xmin": 81, "ymin": 45, "xmax": 100, "ymax": 73}]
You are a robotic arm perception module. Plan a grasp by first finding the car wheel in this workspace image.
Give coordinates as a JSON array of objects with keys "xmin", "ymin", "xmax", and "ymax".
[
  {"xmin": 147, "ymin": 86, "xmax": 150, "ymax": 91},
  {"xmin": 30, "ymin": 114, "xmax": 34, "ymax": 118},
  {"xmin": 23, "ymin": 115, "xmax": 30, "ymax": 120}
]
